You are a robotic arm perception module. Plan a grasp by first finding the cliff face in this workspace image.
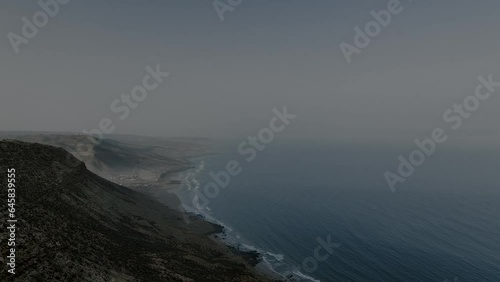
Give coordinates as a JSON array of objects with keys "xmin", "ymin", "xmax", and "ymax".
[{"xmin": 0, "ymin": 141, "xmax": 268, "ymax": 282}]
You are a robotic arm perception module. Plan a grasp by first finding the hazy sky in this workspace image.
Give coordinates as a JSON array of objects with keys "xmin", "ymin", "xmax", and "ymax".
[{"xmin": 1, "ymin": 0, "xmax": 500, "ymax": 140}]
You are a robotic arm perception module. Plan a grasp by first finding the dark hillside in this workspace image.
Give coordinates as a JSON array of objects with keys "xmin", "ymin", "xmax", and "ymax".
[{"xmin": 0, "ymin": 140, "xmax": 269, "ymax": 282}]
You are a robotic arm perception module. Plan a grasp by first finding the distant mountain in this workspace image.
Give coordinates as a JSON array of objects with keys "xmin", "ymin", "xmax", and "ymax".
[
  {"xmin": 0, "ymin": 133, "xmax": 214, "ymax": 208},
  {"xmin": 0, "ymin": 133, "xmax": 205, "ymax": 180},
  {"xmin": 0, "ymin": 140, "xmax": 269, "ymax": 281}
]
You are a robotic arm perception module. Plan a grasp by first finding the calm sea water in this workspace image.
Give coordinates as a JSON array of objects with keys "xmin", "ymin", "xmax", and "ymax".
[{"xmin": 176, "ymin": 140, "xmax": 500, "ymax": 281}]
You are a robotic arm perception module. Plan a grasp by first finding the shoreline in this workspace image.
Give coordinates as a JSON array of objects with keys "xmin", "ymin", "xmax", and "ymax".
[
  {"xmin": 143, "ymin": 155, "xmax": 284, "ymax": 280},
  {"xmin": 169, "ymin": 156, "xmax": 287, "ymax": 281}
]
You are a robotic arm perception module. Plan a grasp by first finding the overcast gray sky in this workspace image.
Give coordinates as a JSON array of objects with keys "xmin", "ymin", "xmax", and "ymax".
[{"xmin": 1, "ymin": 0, "xmax": 500, "ymax": 141}]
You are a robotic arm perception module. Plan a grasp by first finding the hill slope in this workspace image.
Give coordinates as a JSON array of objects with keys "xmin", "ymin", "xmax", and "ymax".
[{"xmin": 0, "ymin": 140, "xmax": 269, "ymax": 281}]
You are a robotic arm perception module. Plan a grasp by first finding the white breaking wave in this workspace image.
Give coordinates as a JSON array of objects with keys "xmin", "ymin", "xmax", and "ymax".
[
  {"xmin": 177, "ymin": 158, "xmax": 320, "ymax": 282},
  {"xmin": 266, "ymin": 251, "xmax": 285, "ymax": 262},
  {"xmin": 291, "ymin": 270, "xmax": 321, "ymax": 282}
]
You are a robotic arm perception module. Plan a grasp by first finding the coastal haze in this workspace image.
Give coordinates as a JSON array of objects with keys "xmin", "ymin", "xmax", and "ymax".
[
  {"xmin": 1, "ymin": 0, "xmax": 499, "ymax": 141},
  {"xmin": 1, "ymin": 0, "xmax": 500, "ymax": 281}
]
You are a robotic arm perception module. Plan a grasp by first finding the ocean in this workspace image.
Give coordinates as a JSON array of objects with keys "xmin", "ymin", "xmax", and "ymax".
[{"xmin": 174, "ymin": 140, "xmax": 500, "ymax": 281}]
